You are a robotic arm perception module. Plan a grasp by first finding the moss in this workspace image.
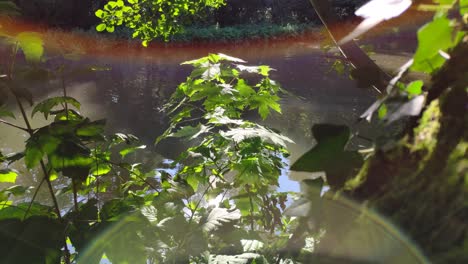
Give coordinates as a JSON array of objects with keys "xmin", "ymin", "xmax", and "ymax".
[
  {"xmin": 344, "ymin": 159, "xmax": 370, "ymax": 191},
  {"xmin": 412, "ymin": 99, "xmax": 441, "ymax": 153}
]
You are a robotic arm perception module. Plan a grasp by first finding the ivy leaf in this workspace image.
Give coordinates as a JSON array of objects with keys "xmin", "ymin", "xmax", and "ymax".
[
  {"xmin": 203, "ymin": 207, "xmax": 241, "ymax": 232},
  {"xmin": 15, "ymin": 32, "xmax": 44, "ymax": 62},
  {"xmin": 291, "ymin": 124, "xmax": 363, "ymax": 188},
  {"xmin": 32, "ymin": 96, "xmax": 81, "ymax": 119},
  {"xmin": 412, "ymin": 16, "xmax": 460, "ymax": 73},
  {"xmin": 0, "ymin": 169, "xmax": 18, "ymax": 183}
]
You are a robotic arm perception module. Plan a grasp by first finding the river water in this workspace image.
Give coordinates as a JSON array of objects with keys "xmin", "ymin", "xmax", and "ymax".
[
  {"xmin": 1, "ymin": 33, "xmax": 386, "ymax": 192},
  {"xmin": 0, "ymin": 28, "xmax": 430, "ymax": 262}
]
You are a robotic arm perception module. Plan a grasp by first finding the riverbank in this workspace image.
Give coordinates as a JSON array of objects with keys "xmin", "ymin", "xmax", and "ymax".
[{"xmin": 88, "ymin": 22, "xmax": 321, "ymax": 44}]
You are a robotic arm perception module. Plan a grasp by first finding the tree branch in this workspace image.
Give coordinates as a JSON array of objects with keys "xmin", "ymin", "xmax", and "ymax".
[{"xmin": 308, "ymin": 0, "xmax": 391, "ymax": 93}]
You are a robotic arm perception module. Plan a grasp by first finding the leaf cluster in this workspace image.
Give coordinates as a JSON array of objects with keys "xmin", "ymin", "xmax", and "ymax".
[{"xmin": 95, "ymin": 0, "xmax": 226, "ymax": 45}]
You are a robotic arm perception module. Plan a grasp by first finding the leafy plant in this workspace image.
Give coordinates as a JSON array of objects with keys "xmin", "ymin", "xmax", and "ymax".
[{"xmin": 95, "ymin": 0, "xmax": 226, "ymax": 45}]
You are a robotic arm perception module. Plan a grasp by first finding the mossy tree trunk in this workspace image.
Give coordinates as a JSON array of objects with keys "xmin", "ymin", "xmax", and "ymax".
[{"xmin": 348, "ymin": 43, "xmax": 468, "ymax": 262}]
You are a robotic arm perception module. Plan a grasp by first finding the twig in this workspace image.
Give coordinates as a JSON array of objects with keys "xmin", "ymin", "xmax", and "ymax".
[
  {"xmin": 23, "ymin": 176, "xmax": 46, "ymax": 220},
  {"xmin": 0, "ymin": 119, "xmax": 29, "ymax": 131}
]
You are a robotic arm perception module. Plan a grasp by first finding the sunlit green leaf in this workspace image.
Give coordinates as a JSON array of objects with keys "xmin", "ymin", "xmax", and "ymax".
[
  {"xmin": 0, "ymin": 169, "xmax": 17, "ymax": 183},
  {"xmin": 76, "ymin": 119, "xmax": 106, "ymax": 137},
  {"xmin": 95, "ymin": 9, "xmax": 104, "ymax": 18},
  {"xmin": 91, "ymin": 163, "xmax": 111, "ymax": 176},
  {"xmin": 406, "ymin": 80, "xmax": 423, "ymax": 97},
  {"xmin": 378, "ymin": 103, "xmax": 388, "ymax": 119},
  {"xmin": 169, "ymin": 124, "xmax": 211, "ymax": 139},
  {"xmin": 119, "ymin": 145, "xmax": 146, "ymax": 158},
  {"xmin": 203, "ymin": 207, "xmax": 241, "ymax": 232},
  {"xmin": 25, "ymin": 133, "xmax": 61, "ymax": 169},
  {"xmin": 412, "ymin": 16, "xmax": 460, "ymax": 73},
  {"xmin": 186, "ymin": 174, "xmax": 199, "ymax": 191},
  {"xmin": 241, "ymin": 239, "xmax": 264, "ymax": 252},
  {"xmin": 32, "ymin": 96, "xmax": 81, "ymax": 119},
  {"xmin": 96, "ymin": 23, "xmax": 107, "ymax": 32}
]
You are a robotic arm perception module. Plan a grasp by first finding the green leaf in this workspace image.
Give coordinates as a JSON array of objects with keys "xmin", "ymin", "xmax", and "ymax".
[
  {"xmin": 291, "ymin": 124, "xmax": 363, "ymax": 188},
  {"xmin": 106, "ymin": 26, "xmax": 115, "ymax": 33},
  {"xmin": 96, "ymin": 23, "xmax": 107, "ymax": 32},
  {"xmin": 203, "ymin": 207, "xmax": 241, "ymax": 232},
  {"xmin": 0, "ymin": 1, "xmax": 21, "ymax": 16},
  {"xmin": 15, "ymin": 32, "xmax": 44, "ymax": 62},
  {"xmin": 236, "ymin": 79, "xmax": 255, "ymax": 97},
  {"xmin": 0, "ymin": 106, "xmax": 14, "ymax": 119},
  {"xmin": 412, "ymin": 17, "xmax": 459, "ymax": 73},
  {"xmin": 140, "ymin": 205, "xmax": 157, "ymax": 223},
  {"xmin": 209, "ymin": 253, "xmax": 263, "ymax": 264},
  {"xmin": 186, "ymin": 174, "xmax": 199, "ymax": 191},
  {"xmin": 25, "ymin": 133, "xmax": 61, "ymax": 169},
  {"xmin": 406, "ymin": 80, "xmax": 423, "ymax": 97},
  {"xmin": 0, "ymin": 202, "xmax": 55, "ymax": 220},
  {"xmin": 461, "ymin": 0, "xmax": 468, "ymax": 15},
  {"xmin": 91, "ymin": 163, "xmax": 111, "ymax": 176},
  {"xmin": 217, "ymin": 53, "xmax": 246, "ymax": 63},
  {"xmin": 0, "ymin": 169, "xmax": 17, "ymax": 183},
  {"xmin": 221, "ymin": 125, "xmax": 293, "ymax": 147},
  {"xmin": 3, "ymin": 185, "xmax": 30, "ymax": 196},
  {"xmin": 241, "ymin": 239, "xmax": 264, "ymax": 252},
  {"xmin": 168, "ymin": 124, "xmax": 211, "ymax": 139},
  {"xmin": 76, "ymin": 119, "xmax": 106, "ymax": 137},
  {"xmin": 258, "ymin": 65, "xmax": 272, "ymax": 76},
  {"xmin": 0, "ymin": 216, "xmax": 64, "ymax": 263},
  {"xmin": 32, "ymin": 96, "xmax": 81, "ymax": 119},
  {"xmin": 4, "ymin": 152, "xmax": 24, "ymax": 165},
  {"xmin": 119, "ymin": 145, "xmax": 146, "ymax": 158},
  {"xmin": 95, "ymin": 9, "xmax": 104, "ymax": 18},
  {"xmin": 378, "ymin": 103, "xmax": 388, "ymax": 119}
]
